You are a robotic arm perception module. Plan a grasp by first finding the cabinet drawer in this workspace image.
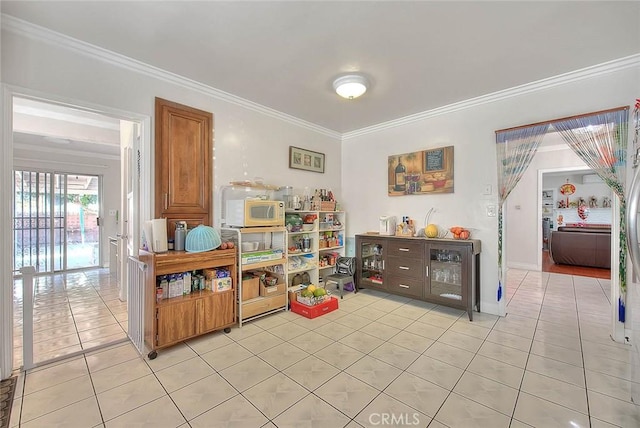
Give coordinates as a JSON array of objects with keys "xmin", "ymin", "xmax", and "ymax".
[
  {"xmin": 387, "ymin": 275, "xmax": 423, "ymax": 298},
  {"xmin": 387, "ymin": 256, "xmax": 425, "ymax": 279},
  {"xmin": 387, "ymin": 240, "xmax": 424, "ymax": 258},
  {"xmin": 241, "ymin": 294, "xmax": 286, "ymax": 319}
]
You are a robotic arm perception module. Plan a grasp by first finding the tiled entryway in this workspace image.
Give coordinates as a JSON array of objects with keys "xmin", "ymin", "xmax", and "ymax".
[
  {"xmin": 13, "ymin": 269, "xmax": 128, "ymax": 368},
  {"xmin": 9, "ymin": 269, "xmax": 639, "ymax": 427}
]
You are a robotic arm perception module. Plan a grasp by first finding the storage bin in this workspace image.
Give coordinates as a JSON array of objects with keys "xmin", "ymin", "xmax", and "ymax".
[
  {"xmin": 242, "ymin": 294, "xmax": 287, "ymax": 318},
  {"xmin": 260, "ymin": 281, "xmax": 286, "ymax": 297},
  {"xmin": 295, "ymin": 292, "xmax": 330, "ymax": 306},
  {"xmin": 242, "ymin": 276, "xmax": 259, "ymax": 300},
  {"xmin": 321, "ymin": 201, "xmax": 336, "ymax": 211},
  {"xmin": 291, "ymin": 296, "xmax": 338, "ymax": 319}
]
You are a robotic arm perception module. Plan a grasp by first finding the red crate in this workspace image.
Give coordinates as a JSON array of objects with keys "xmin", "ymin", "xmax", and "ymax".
[{"xmin": 290, "ymin": 296, "xmax": 338, "ymax": 319}]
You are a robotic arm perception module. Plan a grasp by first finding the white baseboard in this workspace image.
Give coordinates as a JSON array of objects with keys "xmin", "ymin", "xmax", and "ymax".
[
  {"xmin": 479, "ymin": 301, "xmax": 502, "ymax": 317},
  {"xmin": 507, "ymin": 262, "xmax": 539, "ymax": 271}
]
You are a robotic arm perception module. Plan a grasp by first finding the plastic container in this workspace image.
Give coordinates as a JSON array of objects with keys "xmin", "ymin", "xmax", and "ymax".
[{"xmin": 185, "ymin": 225, "xmax": 221, "ymax": 252}]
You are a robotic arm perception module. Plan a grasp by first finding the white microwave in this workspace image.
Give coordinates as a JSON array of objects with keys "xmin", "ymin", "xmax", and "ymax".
[{"xmin": 225, "ymin": 199, "xmax": 285, "ymax": 227}]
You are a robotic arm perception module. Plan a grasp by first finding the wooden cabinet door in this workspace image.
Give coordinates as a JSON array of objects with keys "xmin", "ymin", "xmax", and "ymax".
[
  {"xmin": 155, "ymin": 98, "xmax": 213, "ymax": 230},
  {"xmin": 156, "ymin": 301, "xmax": 198, "ymax": 347},
  {"xmin": 198, "ymin": 292, "xmax": 235, "ymax": 333},
  {"xmin": 356, "ymin": 236, "xmax": 387, "ymax": 291}
]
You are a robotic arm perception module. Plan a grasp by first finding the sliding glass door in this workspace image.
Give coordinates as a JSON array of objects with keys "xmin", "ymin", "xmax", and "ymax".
[{"xmin": 14, "ymin": 170, "xmax": 101, "ymax": 273}]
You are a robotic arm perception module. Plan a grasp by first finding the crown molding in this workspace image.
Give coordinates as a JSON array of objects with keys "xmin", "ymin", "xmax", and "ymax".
[
  {"xmin": 1, "ymin": 14, "xmax": 342, "ymax": 140},
  {"xmin": 343, "ymin": 54, "xmax": 640, "ymax": 140}
]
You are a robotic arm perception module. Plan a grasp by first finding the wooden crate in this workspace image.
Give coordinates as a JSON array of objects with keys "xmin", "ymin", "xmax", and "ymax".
[{"xmin": 320, "ymin": 201, "xmax": 336, "ymax": 211}]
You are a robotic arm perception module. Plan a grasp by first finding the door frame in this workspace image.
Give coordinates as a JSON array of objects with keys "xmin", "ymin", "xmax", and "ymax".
[{"xmin": 0, "ymin": 84, "xmax": 151, "ymax": 377}]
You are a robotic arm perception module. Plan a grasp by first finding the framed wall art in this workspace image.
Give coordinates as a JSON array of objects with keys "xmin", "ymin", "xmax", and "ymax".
[
  {"xmin": 388, "ymin": 145, "xmax": 454, "ymax": 196},
  {"xmin": 289, "ymin": 146, "xmax": 325, "ymax": 173}
]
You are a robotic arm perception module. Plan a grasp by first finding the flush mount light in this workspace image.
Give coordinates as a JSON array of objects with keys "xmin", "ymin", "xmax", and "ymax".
[{"xmin": 333, "ymin": 74, "xmax": 368, "ymax": 99}]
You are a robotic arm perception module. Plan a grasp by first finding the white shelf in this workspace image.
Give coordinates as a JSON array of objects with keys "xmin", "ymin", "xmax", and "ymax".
[
  {"xmin": 288, "ymin": 230, "xmax": 316, "ymax": 236},
  {"xmin": 284, "ymin": 210, "xmax": 346, "ymax": 289},
  {"xmin": 319, "ymin": 245, "xmax": 343, "ymax": 252},
  {"xmin": 555, "ymin": 207, "xmax": 611, "ymax": 211},
  {"xmin": 288, "ymin": 251, "xmax": 317, "ymax": 257},
  {"xmin": 241, "ymin": 258, "xmax": 286, "ymax": 272},
  {"xmin": 288, "ymin": 265, "xmax": 317, "ymax": 274},
  {"xmin": 220, "ymin": 226, "xmax": 288, "ymax": 327}
]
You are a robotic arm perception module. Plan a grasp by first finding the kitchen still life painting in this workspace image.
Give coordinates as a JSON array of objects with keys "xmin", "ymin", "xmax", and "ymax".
[
  {"xmin": 289, "ymin": 146, "xmax": 325, "ymax": 173},
  {"xmin": 388, "ymin": 146, "xmax": 454, "ymax": 195}
]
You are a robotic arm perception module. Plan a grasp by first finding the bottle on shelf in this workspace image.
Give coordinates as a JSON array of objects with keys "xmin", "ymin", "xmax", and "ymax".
[
  {"xmin": 394, "ymin": 156, "xmax": 406, "ymax": 192},
  {"xmin": 175, "ymin": 222, "xmax": 186, "ymax": 251}
]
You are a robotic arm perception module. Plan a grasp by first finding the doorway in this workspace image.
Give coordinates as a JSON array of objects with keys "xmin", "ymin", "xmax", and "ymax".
[
  {"xmin": 7, "ymin": 94, "xmax": 150, "ymax": 371},
  {"xmin": 539, "ymin": 167, "xmax": 612, "ymax": 280},
  {"xmin": 13, "ymin": 170, "xmax": 102, "ymax": 273}
]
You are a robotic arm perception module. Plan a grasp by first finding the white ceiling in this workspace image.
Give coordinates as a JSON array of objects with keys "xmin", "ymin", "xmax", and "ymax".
[
  {"xmin": 12, "ymin": 97, "xmax": 121, "ymax": 158},
  {"xmin": 2, "ymin": 1, "xmax": 639, "ymax": 134}
]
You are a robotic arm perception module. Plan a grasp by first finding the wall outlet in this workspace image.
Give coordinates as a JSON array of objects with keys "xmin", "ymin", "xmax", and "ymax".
[
  {"xmin": 486, "ymin": 205, "xmax": 496, "ymax": 217},
  {"xmin": 108, "ymin": 209, "xmax": 117, "ymax": 216}
]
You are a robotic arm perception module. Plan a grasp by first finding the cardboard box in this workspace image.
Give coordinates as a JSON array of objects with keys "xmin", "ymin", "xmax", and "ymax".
[
  {"xmin": 321, "ymin": 201, "xmax": 336, "ymax": 211},
  {"xmin": 260, "ymin": 281, "xmax": 286, "ymax": 297},
  {"xmin": 242, "ymin": 276, "xmax": 260, "ymax": 300},
  {"xmin": 203, "ymin": 268, "xmax": 231, "ymax": 279},
  {"xmin": 213, "ymin": 277, "xmax": 233, "ymax": 292},
  {"xmin": 291, "ymin": 296, "xmax": 338, "ymax": 319},
  {"xmin": 168, "ymin": 278, "xmax": 183, "ymax": 298}
]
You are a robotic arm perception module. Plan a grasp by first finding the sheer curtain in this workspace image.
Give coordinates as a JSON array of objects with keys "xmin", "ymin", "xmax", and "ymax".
[
  {"xmin": 552, "ymin": 107, "xmax": 629, "ymax": 319},
  {"xmin": 495, "ymin": 124, "xmax": 550, "ymax": 302}
]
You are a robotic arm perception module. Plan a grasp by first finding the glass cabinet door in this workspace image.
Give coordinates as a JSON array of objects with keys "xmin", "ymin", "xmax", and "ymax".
[
  {"xmin": 428, "ymin": 246, "xmax": 465, "ymax": 303},
  {"xmin": 359, "ymin": 240, "xmax": 385, "ymax": 288}
]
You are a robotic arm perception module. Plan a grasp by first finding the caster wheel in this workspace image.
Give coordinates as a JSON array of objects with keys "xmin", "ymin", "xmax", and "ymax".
[
  {"xmin": 224, "ymin": 327, "xmax": 231, "ymax": 333},
  {"xmin": 148, "ymin": 350, "xmax": 157, "ymax": 360}
]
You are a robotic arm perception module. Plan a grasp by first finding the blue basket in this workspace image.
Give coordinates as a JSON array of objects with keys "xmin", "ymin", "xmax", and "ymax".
[{"xmin": 185, "ymin": 225, "xmax": 221, "ymax": 253}]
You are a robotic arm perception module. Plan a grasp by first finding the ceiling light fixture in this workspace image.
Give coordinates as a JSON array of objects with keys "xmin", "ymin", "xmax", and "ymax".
[{"xmin": 333, "ymin": 74, "xmax": 368, "ymax": 99}]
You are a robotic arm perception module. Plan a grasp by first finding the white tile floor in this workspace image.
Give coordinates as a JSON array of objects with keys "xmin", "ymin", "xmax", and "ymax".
[
  {"xmin": 9, "ymin": 269, "xmax": 640, "ymax": 427},
  {"xmin": 13, "ymin": 269, "xmax": 128, "ymax": 368}
]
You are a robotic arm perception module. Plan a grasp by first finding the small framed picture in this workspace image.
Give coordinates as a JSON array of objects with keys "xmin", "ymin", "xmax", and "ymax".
[{"xmin": 289, "ymin": 146, "xmax": 325, "ymax": 173}]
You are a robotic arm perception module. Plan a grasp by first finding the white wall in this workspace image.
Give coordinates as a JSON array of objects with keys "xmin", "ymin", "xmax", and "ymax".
[
  {"xmin": 544, "ymin": 173, "xmax": 613, "ymax": 228},
  {"xmin": 13, "ymin": 147, "xmax": 120, "ymax": 268},
  {"xmin": 343, "ymin": 65, "xmax": 640, "ymax": 315},
  {"xmin": 0, "ymin": 29, "xmax": 343, "ymax": 224},
  {"xmin": 544, "ymin": 174, "xmax": 612, "ymax": 209}
]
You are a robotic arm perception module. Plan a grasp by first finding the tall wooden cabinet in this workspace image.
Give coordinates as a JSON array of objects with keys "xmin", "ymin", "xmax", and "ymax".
[
  {"xmin": 356, "ymin": 234, "xmax": 481, "ymax": 320},
  {"xmin": 139, "ymin": 249, "xmax": 236, "ymax": 358},
  {"xmin": 155, "ymin": 98, "xmax": 213, "ymax": 237}
]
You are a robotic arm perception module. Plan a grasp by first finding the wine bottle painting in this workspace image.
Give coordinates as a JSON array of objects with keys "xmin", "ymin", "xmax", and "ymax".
[{"xmin": 388, "ymin": 146, "xmax": 454, "ymax": 196}]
